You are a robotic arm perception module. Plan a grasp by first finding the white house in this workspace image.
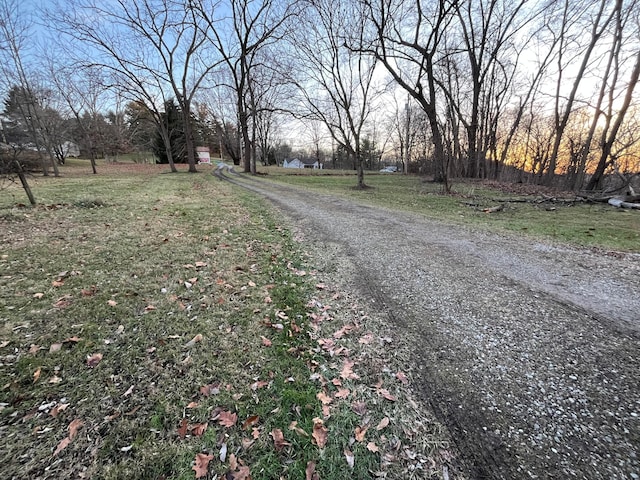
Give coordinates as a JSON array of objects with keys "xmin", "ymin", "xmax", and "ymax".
[{"xmin": 283, "ymin": 158, "xmax": 323, "ymax": 169}]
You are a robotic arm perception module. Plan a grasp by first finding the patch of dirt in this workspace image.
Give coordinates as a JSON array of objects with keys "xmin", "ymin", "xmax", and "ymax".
[{"xmin": 229, "ymin": 174, "xmax": 640, "ymax": 480}]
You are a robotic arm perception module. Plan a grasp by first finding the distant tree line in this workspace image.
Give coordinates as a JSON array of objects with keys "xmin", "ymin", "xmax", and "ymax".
[{"xmin": 1, "ymin": 0, "xmax": 639, "ymax": 198}]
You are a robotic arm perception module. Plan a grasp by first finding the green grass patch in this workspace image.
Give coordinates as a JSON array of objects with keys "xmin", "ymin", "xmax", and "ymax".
[
  {"xmin": 0, "ymin": 164, "xmax": 385, "ymax": 479},
  {"xmin": 258, "ymin": 167, "xmax": 640, "ymax": 252}
]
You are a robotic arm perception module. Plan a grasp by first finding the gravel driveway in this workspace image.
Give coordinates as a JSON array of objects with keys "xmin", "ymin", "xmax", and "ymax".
[{"xmin": 227, "ymin": 173, "xmax": 640, "ymax": 479}]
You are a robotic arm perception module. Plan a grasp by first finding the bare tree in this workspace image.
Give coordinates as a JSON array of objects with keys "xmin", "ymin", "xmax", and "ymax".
[
  {"xmin": 194, "ymin": 0, "xmax": 294, "ymax": 173},
  {"xmin": 0, "ymin": 0, "xmax": 60, "ymax": 177},
  {"xmin": 364, "ymin": 0, "xmax": 455, "ymax": 191},
  {"xmin": 56, "ymin": 0, "xmax": 221, "ymax": 173},
  {"xmin": 291, "ymin": 0, "xmax": 380, "ymax": 188}
]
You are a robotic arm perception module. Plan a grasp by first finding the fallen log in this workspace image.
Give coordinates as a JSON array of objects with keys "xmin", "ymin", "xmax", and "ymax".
[{"xmin": 608, "ymin": 196, "xmax": 640, "ymax": 209}]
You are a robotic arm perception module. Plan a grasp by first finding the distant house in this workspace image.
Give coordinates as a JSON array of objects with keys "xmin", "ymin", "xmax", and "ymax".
[{"xmin": 283, "ymin": 158, "xmax": 323, "ymax": 169}]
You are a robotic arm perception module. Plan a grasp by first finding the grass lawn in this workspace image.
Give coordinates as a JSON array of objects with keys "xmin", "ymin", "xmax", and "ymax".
[
  {"xmin": 1, "ymin": 162, "xmax": 455, "ymax": 479},
  {"xmin": 258, "ymin": 166, "xmax": 640, "ymax": 253}
]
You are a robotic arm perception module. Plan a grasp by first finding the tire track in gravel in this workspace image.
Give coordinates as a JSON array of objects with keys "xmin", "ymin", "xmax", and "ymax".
[{"xmin": 223, "ymin": 173, "xmax": 640, "ymax": 480}]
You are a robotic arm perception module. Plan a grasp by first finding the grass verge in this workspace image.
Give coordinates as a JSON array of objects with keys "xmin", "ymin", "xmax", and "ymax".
[
  {"xmin": 258, "ymin": 167, "xmax": 640, "ymax": 253},
  {"xmin": 1, "ymin": 163, "xmax": 457, "ymax": 479}
]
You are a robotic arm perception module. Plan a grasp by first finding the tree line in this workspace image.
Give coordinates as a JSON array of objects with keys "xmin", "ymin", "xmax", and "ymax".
[{"xmin": 1, "ymin": 0, "xmax": 639, "ymax": 199}]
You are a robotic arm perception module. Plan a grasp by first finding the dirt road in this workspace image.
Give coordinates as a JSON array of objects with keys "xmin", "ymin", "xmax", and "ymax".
[{"xmin": 228, "ymin": 173, "xmax": 640, "ymax": 479}]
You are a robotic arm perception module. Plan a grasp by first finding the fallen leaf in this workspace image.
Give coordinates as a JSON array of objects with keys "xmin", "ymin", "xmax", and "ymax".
[
  {"xmin": 376, "ymin": 417, "xmax": 390, "ymax": 431},
  {"xmin": 64, "ymin": 336, "xmax": 82, "ymax": 343},
  {"xmin": 270, "ymin": 428, "xmax": 291, "ymax": 451},
  {"xmin": 50, "ymin": 403, "xmax": 69, "ymax": 418},
  {"xmin": 186, "ymin": 401, "xmax": 199, "ymax": 409},
  {"xmin": 52, "ymin": 280, "xmax": 65, "ymax": 287},
  {"xmin": 344, "ymin": 448, "xmax": 355, "ymax": 469},
  {"xmin": 355, "ymin": 425, "xmax": 368, "ymax": 442},
  {"xmin": 218, "ymin": 410, "xmax": 237, "ymax": 428},
  {"xmin": 200, "ymin": 383, "xmax": 220, "ymax": 397},
  {"xmin": 49, "ymin": 343, "xmax": 62, "ymax": 353},
  {"xmin": 116, "ymin": 325, "xmax": 125, "ymax": 335},
  {"xmin": 306, "ymin": 461, "xmax": 318, "ymax": 480},
  {"xmin": 289, "ymin": 421, "xmax": 309, "ymax": 437},
  {"xmin": 335, "ymin": 388, "xmax": 350, "ymax": 399},
  {"xmin": 120, "ymin": 445, "xmax": 133, "ymax": 452},
  {"xmin": 379, "ymin": 389, "xmax": 397, "ymax": 402},
  {"xmin": 260, "ymin": 336, "xmax": 272, "ymax": 347},
  {"xmin": 33, "ymin": 367, "xmax": 41, "ymax": 383},
  {"xmin": 192, "ymin": 453, "xmax": 213, "ymax": 479},
  {"xmin": 235, "ymin": 466, "xmax": 251, "ymax": 480},
  {"xmin": 86, "ymin": 353, "xmax": 103, "ymax": 368},
  {"xmin": 312, "ymin": 418, "xmax": 328, "ymax": 448},
  {"xmin": 367, "ymin": 442, "xmax": 380, "ymax": 453},
  {"xmin": 0, "ymin": 340, "xmax": 10, "ymax": 348},
  {"xmin": 359, "ymin": 333, "xmax": 374, "ymax": 344},
  {"xmin": 123, "ymin": 385, "xmax": 134, "ymax": 397},
  {"xmin": 29, "ymin": 344, "xmax": 42, "ymax": 354},
  {"xmin": 229, "ymin": 453, "xmax": 238, "ymax": 470},
  {"xmin": 252, "ymin": 427, "xmax": 260, "ymax": 439},
  {"xmin": 352, "ymin": 401, "xmax": 367, "ymax": 416},
  {"xmin": 49, "ymin": 375, "xmax": 62, "ymax": 384},
  {"xmin": 192, "ymin": 423, "xmax": 208, "ymax": 436},
  {"xmin": 107, "ymin": 299, "xmax": 117, "ymax": 307},
  {"xmin": 177, "ymin": 418, "xmax": 188, "ymax": 439},
  {"xmin": 184, "ymin": 333, "xmax": 203, "ymax": 348},
  {"xmin": 68, "ymin": 418, "xmax": 83, "ymax": 440},
  {"xmin": 219, "ymin": 442, "xmax": 227, "ymax": 462},
  {"xmin": 396, "ymin": 371, "xmax": 408, "ymax": 384},
  {"xmin": 33, "ymin": 292, "xmax": 44, "ymax": 299},
  {"xmin": 53, "ymin": 437, "xmax": 70, "ymax": 456},
  {"xmin": 242, "ymin": 415, "xmax": 260, "ymax": 430},
  {"xmin": 317, "ymin": 391, "xmax": 333, "ymax": 405},
  {"xmin": 81, "ymin": 286, "xmax": 97, "ymax": 296},
  {"xmin": 340, "ymin": 359, "xmax": 359, "ymax": 380}
]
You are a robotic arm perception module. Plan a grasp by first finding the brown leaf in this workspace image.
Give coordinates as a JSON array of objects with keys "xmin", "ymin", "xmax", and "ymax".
[
  {"xmin": 316, "ymin": 391, "xmax": 333, "ymax": 405},
  {"xmin": 218, "ymin": 410, "xmax": 238, "ymax": 428},
  {"xmin": 192, "ymin": 453, "xmax": 213, "ymax": 479},
  {"xmin": 270, "ymin": 428, "xmax": 290, "ymax": 451},
  {"xmin": 68, "ymin": 418, "xmax": 83, "ymax": 440},
  {"xmin": 234, "ymin": 466, "xmax": 251, "ymax": 480},
  {"xmin": 52, "ymin": 279, "xmax": 65, "ymax": 287},
  {"xmin": 288, "ymin": 421, "xmax": 309, "ymax": 437},
  {"xmin": 344, "ymin": 448, "xmax": 355, "ymax": 469},
  {"xmin": 107, "ymin": 299, "xmax": 117, "ymax": 307},
  {"xmin": 29, "ymin": 344, "xmax": 42, "ymax": 354},
  {"xmin": 340, "ymin": 359, "xmax": 359, "ymax": 380},
  {"xmin": 229, "ymin": 453, "xmax": 238, "ymax": 470},
  {"xmin": 260, "ymin": 336, "xmax": 272, "ymax": 347},
  {"xmin": 49, "ymin": 343, "xmax": 62, "ymax": 353},
  {"xmin": 123, "ymin": 385, "xmax": 134, "ymax": 397},
  {"xmin": 186, "ymin": 401, "xmax": 199, "ymax": 409},
  {"xmin": 81, "ymin": 286, "xmax": 97, "ymax": 296},
  {"xmin": 376, "ymin": 417, "xmax": 390, "ymax": 431},
  {"xmin": 242, "ymin": 415, "xmax": 260, "ymax": 430},
  {"xmin": 200, "ymin": 383, "xmax": 220, "ymax": 397},
  {"xmin": 335, "ymin": 388, "xmax": 350, "ymax": 399},
  {"xmin": 64, "ymin": 336, "xmax": 82, "ymax": 343},
  {"xmin": 184, "ymin": 333, "xmax": 203, "ymax": 348},
  {"xmin": 306, "ymin": 460, "xmax": 318, "ymax": 480},
  {"xmin": 50, "ymin": 403, "xmax": 69, "ymax": 418},
  {"xmin": 177, "ymin": 418, "xmax": 188, "ymax": 439},
  {"xmin": 367, "ymin": 442, "xmax": 380, "ymax": 453},
  {"xmin": 251, "ymin": 427, "xmax": 260, "ymax": 439},
  {"xmin": 396, "ymin": 371, "xmax": 408, "ymax": 384},
  {"xmin": 355, "ymin": 425, "xmax": 368, "ymax": 442},
  {"xmin": 53, "ymin": 437, "xmax": 70, "ymax": 456},
  {"xmin": 378, "ymin": 389, "xmax": 397, "ymax": 402},
  {"xmin": 33, "ymin": 292, "xmax": 44, "ymax": 299},
  {"xmin": 351, "ymin": 401, "xmax": 367, "ymax": 416},
  {"xmin": 312, "ymin": 418, "xmax": 328, "ymax": 448},
  {"xmin": 86, "ymin": 353, "xmax": 103, "ymax": 368},
  {"xmin": 192, "ymin": 422, "xmax": 208, "ymax": 437},
  {"xmin": 49, "ymin": 375, "xmax": 62, "ymax": 384},
  {"xmin": 33, "ymin": 367, "xmax": 41, "ymax": 383}
]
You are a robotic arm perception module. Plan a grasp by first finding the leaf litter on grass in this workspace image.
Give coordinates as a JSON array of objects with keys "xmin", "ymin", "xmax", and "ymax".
[{"xmin": 1, "ymin": 163, "xmax": 467, "ymax": 479}]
